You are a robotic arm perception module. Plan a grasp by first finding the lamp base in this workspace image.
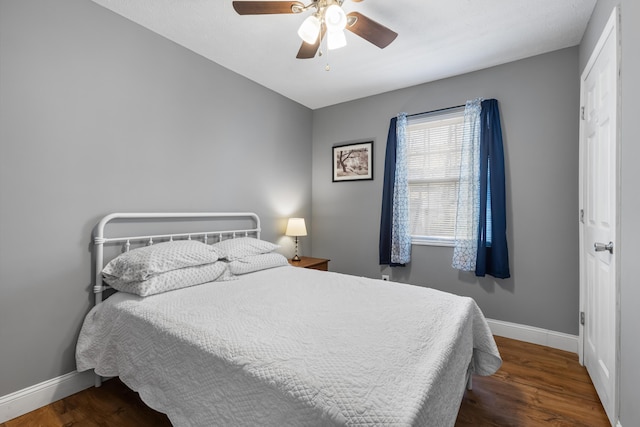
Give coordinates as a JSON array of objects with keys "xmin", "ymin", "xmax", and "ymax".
[{"xmin": 292, "ymin": 236, "xmax": 301, "ymax": 262}]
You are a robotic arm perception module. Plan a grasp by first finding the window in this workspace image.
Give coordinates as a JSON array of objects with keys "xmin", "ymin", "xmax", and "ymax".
[{"xmin": 407, "ymin": 108, "xmax": 464, "ymax": 246}]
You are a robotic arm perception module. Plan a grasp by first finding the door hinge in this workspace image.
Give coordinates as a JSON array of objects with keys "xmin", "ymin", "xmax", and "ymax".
[
  {"xmin": 580, "ymin": 106, "xmax": 585, "ymax": 120},
  {"xmin": 580, "ymin": 311, "xmax": 585, "ymax": 325},
  {"xmin": 580, "ymin": 209, "xmax": 584, "ymax": 223}
]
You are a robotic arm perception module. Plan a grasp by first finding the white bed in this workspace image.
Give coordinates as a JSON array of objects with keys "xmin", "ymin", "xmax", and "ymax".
[{"xmin": 76, "ymin": 212, "xmax": 501, "ymax": 427}]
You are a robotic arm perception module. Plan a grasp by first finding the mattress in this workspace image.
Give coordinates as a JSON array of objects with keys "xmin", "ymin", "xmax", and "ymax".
[{"xmin": 76, "ymin": 265, "xmax": 501, "ymax": 426}]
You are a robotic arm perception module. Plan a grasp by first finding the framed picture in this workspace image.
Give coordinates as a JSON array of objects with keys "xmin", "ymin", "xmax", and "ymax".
[{"xmin": 332, "ymin": 141, "xmax": 373, "ymax": 182}]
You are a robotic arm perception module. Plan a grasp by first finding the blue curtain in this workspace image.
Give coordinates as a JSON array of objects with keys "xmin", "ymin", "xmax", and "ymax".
[
  {"xmin": 476, "ymin": 99, "xmax": 510, "ymax": 278},
  {"xmin": 379, "ymin": 115, "xmax": 411, "ymax": 266},
  {"xmin": 379, "ymin": 117, "xmax": 397, "ymax": 265}
]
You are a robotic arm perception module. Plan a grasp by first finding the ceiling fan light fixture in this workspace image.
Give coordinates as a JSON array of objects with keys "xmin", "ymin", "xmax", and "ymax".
[
  {"xmin": 232, "ymin": 0, "xmax": 398, "ymax": 59},
  {"xmin": 297, "ymin": 15, "xmax": 321, "ymax": 44},
  {"xmin": 324, "ymin": 4, "xmax": 347, "ymax": 32},
  {"xmin": 327, "ymin": 29, "xmax": 347, "ymax": 50}
]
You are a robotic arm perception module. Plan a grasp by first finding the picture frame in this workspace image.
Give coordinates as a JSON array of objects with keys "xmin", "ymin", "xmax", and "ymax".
[{"xmin": 332, "ymin": 141, "xmax": 373, "ymax": 182}]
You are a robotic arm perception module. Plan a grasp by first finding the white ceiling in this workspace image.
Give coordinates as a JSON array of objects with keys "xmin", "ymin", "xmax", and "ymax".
[{"xmin": 91, "ymin": 0, "xmax": 597, "ymax": 110}]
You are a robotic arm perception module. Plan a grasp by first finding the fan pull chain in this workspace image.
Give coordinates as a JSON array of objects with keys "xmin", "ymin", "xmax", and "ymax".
[{"xmin": 322, "ymin": 38, "xmax": 330, "ymax": 71}]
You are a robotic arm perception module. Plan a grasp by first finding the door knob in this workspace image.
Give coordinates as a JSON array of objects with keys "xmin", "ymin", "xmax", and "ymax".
[{"xmin": 594, "ymin": 241, "xmax": 614, "ymax": 254}]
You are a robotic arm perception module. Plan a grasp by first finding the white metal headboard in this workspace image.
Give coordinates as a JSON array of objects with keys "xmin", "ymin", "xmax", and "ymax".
[{"xmin": 93, "ymin": 212, "xmax": 261, "ymax": 304}]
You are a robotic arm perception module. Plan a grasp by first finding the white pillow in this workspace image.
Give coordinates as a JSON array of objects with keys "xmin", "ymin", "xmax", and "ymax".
[
  {"xmin": 211, "ymin": 237, "xmax": 279, "ymax": 261},
  {"xmin": 228, "ymin": 253, "xmax": 289, "ymax": 275},
  {"xmin": 102, "ymin": 240, "xmax": 219, "ymax": 282},
  {"xmin": 104, "ymin": 261, "xmax": 227, "ymax": 296}
]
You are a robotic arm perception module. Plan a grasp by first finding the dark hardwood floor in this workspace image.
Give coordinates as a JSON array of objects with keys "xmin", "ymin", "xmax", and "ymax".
[
  {"xmin": 2, "ymin": 336, "xmax": 609, "ymax": 427},
  {"xmin": 456, "ymin": 336, "xmax": 609, "ymax": 426}
]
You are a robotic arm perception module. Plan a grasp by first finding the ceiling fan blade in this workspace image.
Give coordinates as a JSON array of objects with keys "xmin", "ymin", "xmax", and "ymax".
[
  {"xmin": 232, "ymin": 1, "xmax": 304, "ymax": 15},
  {"xmin": 296, "ymin": 27, "xmax": 326, "ymax": 59},
  {"xmin": 346, "ymin": 11, "xmax": 398, "ymax": 49},
  {"xmin": 296, "ymin": 41, "xmax": 319, "ymax": 59}
]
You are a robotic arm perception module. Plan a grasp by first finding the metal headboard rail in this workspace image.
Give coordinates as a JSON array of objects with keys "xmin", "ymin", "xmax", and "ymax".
[{"xmin": 93, "ymin": 212, "xmax": 261, "ymax": 304}]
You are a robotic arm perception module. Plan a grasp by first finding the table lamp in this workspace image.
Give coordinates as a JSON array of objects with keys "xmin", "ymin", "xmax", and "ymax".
[{"xmin": 285, "ymin": 218, "xmax": 307, "ymax": 261}]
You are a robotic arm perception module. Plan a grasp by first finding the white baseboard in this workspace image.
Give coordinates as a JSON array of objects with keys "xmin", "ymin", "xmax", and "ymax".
[
  {"xmin": 487, "ymin": 318, "xmax": 579, "ymax": 354},
  {"xmin": 0, "ymin": 370, "xmax": 95, "ymax": 423},
  {"xmin": 0, "ymin": 320, "xmax": 579, "ymax": 423}
]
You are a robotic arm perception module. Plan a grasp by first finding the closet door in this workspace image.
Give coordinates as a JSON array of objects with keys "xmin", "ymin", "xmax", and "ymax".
[{"xmin": 579, "ymin": 7, "xmax": 619, "ymax": 427}]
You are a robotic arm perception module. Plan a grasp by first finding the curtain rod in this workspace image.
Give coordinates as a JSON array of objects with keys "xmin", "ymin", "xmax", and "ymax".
[{"xmin": 407, "ymin": 104, "xmax": 465, "ymax": 118}]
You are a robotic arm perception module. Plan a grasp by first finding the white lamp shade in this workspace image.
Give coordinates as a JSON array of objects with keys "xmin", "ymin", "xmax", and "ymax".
[
  {"xmin": 327, "ymin": 29, "xmax": 347, "ymax": 50},
  {"xmin": 324, "ymin": 4, "xmax": 347, "ymax": 31},
  {"xmin": 285, "ymin": 218, "xmax": 307, "ymax": 236},
  {"xmin": 297, "ymin": 15, "xmax": 321, "ymax": 44}
]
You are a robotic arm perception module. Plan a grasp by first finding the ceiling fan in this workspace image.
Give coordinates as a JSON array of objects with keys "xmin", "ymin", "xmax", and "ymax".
[{"xmin": 232, "ymin": 0, "xmax": 398, "ymax": 59}]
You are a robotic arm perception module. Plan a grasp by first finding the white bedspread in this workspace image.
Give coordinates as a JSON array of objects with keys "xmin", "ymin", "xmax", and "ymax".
[{"xmin": 76, "ymin": 266, "xmax": 501, "ymax": 427}]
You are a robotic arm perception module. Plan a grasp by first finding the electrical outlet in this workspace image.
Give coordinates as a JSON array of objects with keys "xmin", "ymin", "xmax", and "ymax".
[{"xmin": 381, "ymin": 274, "xmax": 390, "ymax": 281}]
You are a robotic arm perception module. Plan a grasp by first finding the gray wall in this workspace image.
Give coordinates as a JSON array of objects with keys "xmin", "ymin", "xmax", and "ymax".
[
  {"xmin": 579, "ymin": 0, "xmax": 618, "ymax": 71},
  {"xmin": 312, "ymin": 48, "xmax": 580, "ymax": 336},
  {"xmin": 581, "ymin": 1, "xmax": 640, "ymax": 426},
  {"xmin": 0, "ymin": 0, "xmax": 312, "ymax": 396},
  {"xmin": 618, "ymin": 1, "xmax": 640, "ymax": 422}
]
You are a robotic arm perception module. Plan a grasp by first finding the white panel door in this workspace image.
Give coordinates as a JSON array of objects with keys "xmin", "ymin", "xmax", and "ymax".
[{"xmin": 579, "ymin": 8, "xmax": 618, "ymax": 427}]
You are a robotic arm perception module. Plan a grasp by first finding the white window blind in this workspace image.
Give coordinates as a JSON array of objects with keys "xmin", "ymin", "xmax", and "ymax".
[{"xmin": 407, "ymin": 109, "xmax": 464, "ymax": 246}]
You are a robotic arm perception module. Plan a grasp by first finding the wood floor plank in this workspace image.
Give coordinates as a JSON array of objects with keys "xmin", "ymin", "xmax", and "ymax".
[
  {"xmin": 4, "ymin": 336, "xmax": 608, "ymax": 426},
  {"xmin": 456, "ymin": 336, "xmax": 609, "ymax": 427}
]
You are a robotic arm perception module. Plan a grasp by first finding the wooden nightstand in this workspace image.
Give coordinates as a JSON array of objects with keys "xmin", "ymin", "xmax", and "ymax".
[{"xmin": 288, "ymin": 256, "xmax": 330, "ymax": 271}]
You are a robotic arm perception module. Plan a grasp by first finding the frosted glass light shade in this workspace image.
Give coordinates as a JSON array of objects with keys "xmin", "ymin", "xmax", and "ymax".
[
  {"xmin": 297, "ymin": 15, "xmax": 321, "ymax": 44},
  {"xmin": 324, "ymin": 4, "xmax": 347, "ymax": 31},
  {"xmin": 285, "ymin": 218, "xmax": 307, "ymax": 236},
  {"xmin": 327, "ymin": 29, "xmax": 347, "ymax": 50}
]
